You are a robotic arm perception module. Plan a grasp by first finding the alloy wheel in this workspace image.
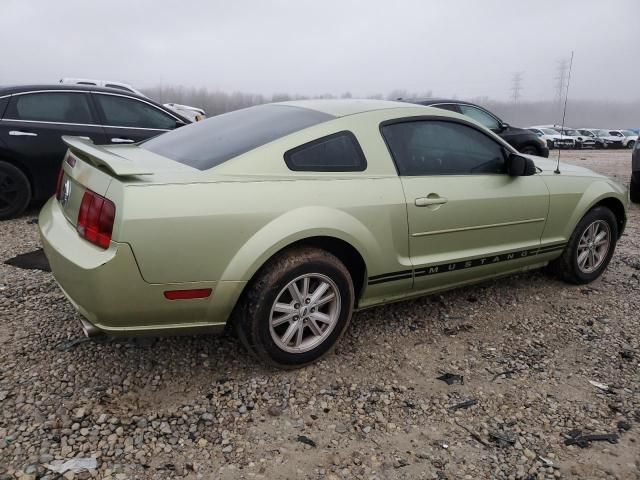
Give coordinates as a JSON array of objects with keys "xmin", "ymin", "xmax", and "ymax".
[
  {"xmin": 269, "ymin": 273, "xmax": 341, "ymax": 353},
  {"xmin": 577, "ymin": 220, "xmax": 611, "ymax": 274},
  {"xmin": 0, "ymin": 172, "xmax": 19, "ymax": 213}
]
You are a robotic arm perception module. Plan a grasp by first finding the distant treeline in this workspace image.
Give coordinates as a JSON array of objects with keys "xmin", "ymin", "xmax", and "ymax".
[{"xmin": 142, "ymin": 86, "xmax": 640, "ymax": 128}]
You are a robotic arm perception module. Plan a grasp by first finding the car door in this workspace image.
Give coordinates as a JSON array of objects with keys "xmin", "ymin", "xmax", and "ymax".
[
  {"xmin": 0, "ymin": 90, "xmax": 106, "ymax": 200},
  {"xmin": 92, "ymin": 92, "xmax": 183, "ymax": 144},
  {"xmin": 380, "ymin": 118, "xmax": 549, "ymax": 293}
]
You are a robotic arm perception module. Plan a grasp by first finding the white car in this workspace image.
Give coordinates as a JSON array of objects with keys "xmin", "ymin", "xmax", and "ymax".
[
  {"xmin": 163, "ymin": 103, "xmax": 206, "ymax": 122},
  {"xmin": 612, "ymin": 130, "xmax": 638, "ymax": 149},
  {"xmin": 59, "ymin": 78, "xmax": 146, "ymax": 97},
  {"xmin": 527, "ymin": 127, "xmax": 575, "ymax": 149}
]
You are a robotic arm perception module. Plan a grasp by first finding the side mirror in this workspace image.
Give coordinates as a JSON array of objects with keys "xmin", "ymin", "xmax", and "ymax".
[
  {"xmin": 507, "ymin": 153, "xmax": 536, "ymax": 176},
  {"xmin": 500, "ymin": 122, "xmax": 509, "ymax": 131}
]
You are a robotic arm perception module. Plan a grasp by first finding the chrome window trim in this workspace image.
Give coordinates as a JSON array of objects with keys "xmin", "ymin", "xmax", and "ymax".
[
  {"xmin": 0, "ymin": 118, "xmax": 169, "ymax": 131},
  {"xmin": 92, "ymin": 91, "xmax": 183, "ymax": 122},
  {"xmin": 7, "ymin": 89, "xmax": 92, "ymax": 96}
]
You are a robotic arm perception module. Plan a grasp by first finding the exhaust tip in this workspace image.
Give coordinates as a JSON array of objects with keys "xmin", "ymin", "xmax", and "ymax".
[{"xmin": 79, "ymin": 317, "xmax": 103, "ymax": 338}]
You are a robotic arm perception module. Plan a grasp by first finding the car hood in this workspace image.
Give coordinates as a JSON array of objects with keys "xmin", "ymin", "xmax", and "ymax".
[{"xmin": 526, "ymin": 156, "xmax": 603, "ymax": 177}]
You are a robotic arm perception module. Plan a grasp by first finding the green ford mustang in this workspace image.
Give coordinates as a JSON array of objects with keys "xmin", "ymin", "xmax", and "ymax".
[{"xmin": 39, "ymin": 100, "xmax": 628, "ymax": 367}]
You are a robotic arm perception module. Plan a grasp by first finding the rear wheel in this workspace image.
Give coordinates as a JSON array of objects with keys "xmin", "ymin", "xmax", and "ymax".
[
  {"xmin": 0, "ymin": 161, "xmax": 31, "ymax": 220},
  {"xmin": 234, "ymin": 247, "xmax": 354, "ymax": 368},
  {"xmin": 549, "ymin": 206, "xmax": 617, "ymax": 284}
]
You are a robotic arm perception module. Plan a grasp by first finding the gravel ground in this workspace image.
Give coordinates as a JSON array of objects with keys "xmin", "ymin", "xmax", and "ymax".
[{"xmin": 1, "ymin": 149, "xmax": 638, "ymax": 480}]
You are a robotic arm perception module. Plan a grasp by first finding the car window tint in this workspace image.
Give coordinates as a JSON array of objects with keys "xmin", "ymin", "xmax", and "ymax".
[
  {"xmin": 459, "ymin": 105, "xmax": 500, "ymax": 130},
  {"xmin": 284, "ymin": 131, "xmax": 366, "ymax": 172},
  {"xmin": 7, "ymin": 92, "xmax": 93, "ymax": 124},
  {"xmin": 142, "ymin": 104, "xmax": 334, "ymax": 170},
  {"xmin": 95, "ymin": 94, "xmax": 176, "ymax": 129},
  {"xmin": 382, "ymin": 120, "xmax": 506, "ymax": 176}
]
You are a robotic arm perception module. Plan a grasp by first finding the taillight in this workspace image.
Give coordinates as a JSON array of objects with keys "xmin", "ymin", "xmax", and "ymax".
[
  {"xmin": 77, "ymin": 190, "xmax": 115, "ymax": 249},
  {"xmin": 55, "ymin": 168, "xmax": 64, "ymax": 200}
]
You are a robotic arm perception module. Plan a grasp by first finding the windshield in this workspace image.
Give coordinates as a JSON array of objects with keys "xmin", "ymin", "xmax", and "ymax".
[
  {"xmin": 141, "ymin": 104, "xmax": 334, "ymax": 170},
  {"xmin": 541, "ymin": 128, "xmax": 559, "ymax": 135},
  {"xmin": 563, "ymin": 129, "xmax": 579, "ymax": 136},
  {"xmin": 623, "ymin": 130, "xmax": 635, "ymax": 136},
  {"xmin": 596, "ymin": 130, "xmax": 609, "ymax": 136}
]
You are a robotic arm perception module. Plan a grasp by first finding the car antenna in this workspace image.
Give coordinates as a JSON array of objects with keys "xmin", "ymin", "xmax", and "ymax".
[{"xmin": 555, "ymin": 51, "xmax": 574, "ymax": 174}]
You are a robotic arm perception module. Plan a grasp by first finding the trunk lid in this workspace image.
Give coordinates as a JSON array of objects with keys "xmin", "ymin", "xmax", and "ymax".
[{"xmin": 57, "ymin": 136, "xmax": 199, "ymax": 228}]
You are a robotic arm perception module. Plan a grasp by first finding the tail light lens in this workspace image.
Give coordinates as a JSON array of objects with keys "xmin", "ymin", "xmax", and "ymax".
[
  {"xmin": 55, "ymin": 168, "xmax": 64, "ymax": 200},
  {"xmin": 77, "ymin": 190, "xmax": 115, "ymax": 249}
]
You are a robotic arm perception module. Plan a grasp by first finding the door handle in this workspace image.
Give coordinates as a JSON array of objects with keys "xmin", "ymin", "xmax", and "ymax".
[
  {"xmin": 110, "ymin": 137, "xmax": 134, "ymax": 143},
  {"xmin": 415, "ymin": 196, "xmax": 448, "ymax": 207},
  {"xmin": 9, "ymin": 130, "xmax": 37, "ymax": 137}
]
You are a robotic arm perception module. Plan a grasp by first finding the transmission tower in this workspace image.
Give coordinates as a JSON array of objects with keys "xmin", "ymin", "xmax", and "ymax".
[{"xmin": 510, "ymin": 72, "xmax": 524, "ymax": 103}]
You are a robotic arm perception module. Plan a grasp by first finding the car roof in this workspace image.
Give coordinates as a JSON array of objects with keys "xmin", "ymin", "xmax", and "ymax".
[
  {"xmin": 0, "ymin": 84, "xmax": 191, "ymax": 123},
  {"xmin": 0, "ymin": 84, "xmax": 147, "ymax": 99},
  {"xmin": 406, "ymin": 98, "xmax": 480, "ymax": 107},
  {"xmin": 277, "ymin": 99, "xmax": 413, "ymax": 117}
]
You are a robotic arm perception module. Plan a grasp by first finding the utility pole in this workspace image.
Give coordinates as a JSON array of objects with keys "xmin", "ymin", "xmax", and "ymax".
[
  {"xmin": 510, "ymin": 72, "xmax": 523, "ymax": 103},
  {"xmin": 555, "ymin": 58, "xmax": 569, "ymax": 106}
]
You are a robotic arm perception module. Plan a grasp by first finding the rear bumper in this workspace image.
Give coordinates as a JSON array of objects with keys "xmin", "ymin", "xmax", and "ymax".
[{"xmin": 39, "ymin": 198, "xmax": 244, "ymax": 336}]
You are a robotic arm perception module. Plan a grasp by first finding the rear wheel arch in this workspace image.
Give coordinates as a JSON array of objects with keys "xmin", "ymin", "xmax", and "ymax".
[{"xmin": 236, "ymin": 235, "xmax": 367, "ymax": 307}]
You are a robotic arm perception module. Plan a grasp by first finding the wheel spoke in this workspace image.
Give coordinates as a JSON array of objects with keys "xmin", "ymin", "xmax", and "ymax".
[
  {"xmin": 310, "ymin": 311, "xmax": 332, "ymax": 324},
  {"xmin": 308, "ymin": 318, "xmax": 323, "ymax": 336},
  {"xmin": 594, "ymin": 231, "xmax": 607, "ymax": 244},
  {"xmin": 315, "ymin": 292, "xmax": 336, "ymax": 307},
  {"xmin": 280, "ymin": 322, "xmax": 298, "ymax": 345},
  {"xmin": 272, "ymin": 312, "xmax": 296, "ymax": 327},
  {"xmin": 577, "ymin": 250, "xmax": 589, "ymax": 269},
  {"xmin": 274, "ymin": 302, "xmax": 296, "ymax": 314},
  {"xmin": 295, "ymin": 322, "xmax": 304, "ymax": 347},
  {"xmin": 301, "ymin": 276, "xmax": 310, "ymax": 299},
  {"xmin": 288, "ymin": 283, "xmax": 304, "ymax": 304},
  {"xmin": 309, "ymin": 281, "xmax": 330, "ymax": 305}
]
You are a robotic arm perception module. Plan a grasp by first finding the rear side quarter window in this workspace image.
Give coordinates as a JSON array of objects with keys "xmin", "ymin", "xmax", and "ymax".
[{"xmin": 284, "ymin": 131, "xmax": 367, "ymax": 172}]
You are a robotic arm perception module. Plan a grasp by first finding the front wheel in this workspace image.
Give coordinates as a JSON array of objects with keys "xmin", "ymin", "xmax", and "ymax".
[
  {"xmin": 548, "ymin": 206, "xmax": 618, "ymax": 284},
  {"xmin": 628, "ymin": 140, "xmax": 636, "ymax": 149},
  {"xmin": 520, "ymin": 145, "xmax": 540, "ymax": 156},
  {"xmin": 630, "ymin": 175, "xmax": 640, "ymax": 203},
  {"xmin": 234, "ymin": 247, "xmax": 354, "ymax": 368}
]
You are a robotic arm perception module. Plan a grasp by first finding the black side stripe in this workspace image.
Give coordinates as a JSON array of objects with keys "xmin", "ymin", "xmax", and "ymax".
[{"xmin": 368, "ymin": 243, "xmax": 567, "ymax": 285}]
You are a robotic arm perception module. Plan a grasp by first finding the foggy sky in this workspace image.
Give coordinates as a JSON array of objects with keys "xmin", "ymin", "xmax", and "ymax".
[{"xmin": 1, "ymin": 0, "xmax": 637, "ymax": 102}]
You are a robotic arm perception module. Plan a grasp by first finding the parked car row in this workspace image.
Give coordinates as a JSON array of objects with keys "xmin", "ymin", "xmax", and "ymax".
[{"xmin": 528, "ymin": 124, "xmax": 637, "ymax": 150}]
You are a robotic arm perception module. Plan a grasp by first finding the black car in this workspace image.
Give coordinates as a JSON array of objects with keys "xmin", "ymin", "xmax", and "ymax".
[
  {"xmin": 0, "ymin": 85, "xmax": 190, "ymax": 219},
  {"xmin": 407, "ymin": 99, "xmax": 550, "ymax": 158},
  {"xmin": 631, "ymin": 137, "xmax": 640, "ymax": 203}
]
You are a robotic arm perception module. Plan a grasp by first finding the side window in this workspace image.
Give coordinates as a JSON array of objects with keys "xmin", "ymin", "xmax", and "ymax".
[
  {"xmin": 284, "ymin": 131, "xmax": 367, "ymax": 172},
  {"xmin": 95, "ymin": 94, "xmax": 177, "ymax": 130},
  {"xmin": 6, "ymin": 92, "xmax": 94, "ymax": 124},
  {"xmin": 609, "ymin": 131, "xmax": 622, "ymax": 137},
  {"xmin": 459, "ymin": 105, "xmax": 500, "ymax": 130},
  {"xmin": 381, "ymin": 120, "xmax": 507, "ymax": 176}
]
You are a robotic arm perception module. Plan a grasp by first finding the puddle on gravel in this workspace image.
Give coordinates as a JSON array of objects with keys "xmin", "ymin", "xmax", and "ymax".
[{"xmin": 4, "ymin": 248, "xmax": 51, "ymax": 272}]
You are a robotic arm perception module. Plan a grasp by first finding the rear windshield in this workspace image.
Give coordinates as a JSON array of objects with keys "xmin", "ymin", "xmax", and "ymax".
[{"xmin": 141, "ymin": 104, "xmax": 334, "ymax": 170}]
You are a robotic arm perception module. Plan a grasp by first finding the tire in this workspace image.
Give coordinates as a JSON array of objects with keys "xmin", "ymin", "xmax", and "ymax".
[
  {"xmin": 628, "ymin": 140, "xmax": 636, "ymax": 149},
  {"xmin": 548, "ymin": 206, "xmax": 618, "ymax": 285},
  {"xmin": 234, "ymin": 247, "xmax": 354, "ymax": 368},
  {"xmin": 520, "ymin": 145, "xmax": 540, "ymax": 156},
  {"xmin": 0, "ymin": 161, "xmax": 31, "ymax": 220},
  {"xmin": 630, "ymin": 175, "xmax": 640, "ymax": 203}
]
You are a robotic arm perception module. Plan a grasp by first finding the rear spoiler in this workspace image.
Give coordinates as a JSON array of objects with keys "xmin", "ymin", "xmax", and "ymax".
[{"xmin": 62, "ymin": 136, "xmax": 153, "ymax": 176}]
